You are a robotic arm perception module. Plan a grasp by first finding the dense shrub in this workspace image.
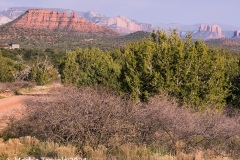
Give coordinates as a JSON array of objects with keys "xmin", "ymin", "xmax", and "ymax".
[
  {"xmin": 60, "ymin": 48, "xmax": 121, "ymax": 89},
  {"xmin": 60, "ymin": 30, "xmax": 240, "ymax": 109},
  {"xmin": 120, "ymin": 31, "xmax": 239, "ymax": 109},
  {"xmin": 28, "ymin": 63, "xmax": 58, "ymax": 85},
  {"xmin": 0, "ymin": 49, "xmax": 59, "ymax": 85},
  {"xmin": 228, "ymin": 64, "xmax": 240, "ymax": 108},
  {"xmin": 0, "ymin": 54, "xmax": 24, "ymax": 82}
]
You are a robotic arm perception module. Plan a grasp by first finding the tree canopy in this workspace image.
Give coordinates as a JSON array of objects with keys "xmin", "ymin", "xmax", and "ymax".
[{"xmin": 60, "ymin": 30, "xmax": 240, "ymax": 110}]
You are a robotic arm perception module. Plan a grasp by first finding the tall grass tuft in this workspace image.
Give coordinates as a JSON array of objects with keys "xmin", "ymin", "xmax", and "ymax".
[{"xmin": 0, "ymin": 136, "xmax": 77, "ymax": 159}]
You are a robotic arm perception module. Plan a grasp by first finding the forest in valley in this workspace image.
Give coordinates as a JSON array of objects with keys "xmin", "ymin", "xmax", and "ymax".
[{"xmin": 0, "ymin": 30, "xmax": 240, "ymax": 159}]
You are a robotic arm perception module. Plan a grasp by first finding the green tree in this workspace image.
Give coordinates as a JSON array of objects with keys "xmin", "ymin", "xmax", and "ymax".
[
  {"xmin": 120, "ymin": 39, "xmax": 160, "ymax": 101},
  {"xmin": 60, "ymin": 47, "xmax": 121, "ymax": 90},
  {"xmin": 0, "ymin": 54, "xmax": 24, "ymax": 82},
  {"xmin": 58, "ymin": 30, "xmax": 240, "ymax": 110},
  {"xmin": 28, "ymin": 56, "xmax": 58, "ymax": 85},
  {"xmin": 0, "ymin": 54, "xmax": 15, "ymax": 82}
]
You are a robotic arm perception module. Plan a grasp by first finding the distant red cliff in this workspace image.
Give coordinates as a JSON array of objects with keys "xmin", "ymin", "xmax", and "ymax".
[{"xmin": 12, "ymin": 9, "xmax": 118, "ymax": 35}]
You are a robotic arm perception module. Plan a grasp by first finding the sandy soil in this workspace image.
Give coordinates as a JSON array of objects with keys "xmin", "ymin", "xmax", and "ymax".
[
  {"xmin": 0, "ymin": 89, "xmax": 54, "ymax": 131},
  {"xmin": 0, "ymin": 82, "xmax": 63, "ymax": 131}
]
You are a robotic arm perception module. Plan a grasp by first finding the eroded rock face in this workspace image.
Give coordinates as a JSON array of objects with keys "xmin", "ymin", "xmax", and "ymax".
[
  {"xmin": 12, "ymin": 9, "xmax": 118, "ymax": 34},
  {"xmin": 199, "ymin": 24, "xmax": 222, "ymax": 34},
  {"xmin": 93, "ymin": 15, "xmax": 154, "ymax": 34},
  {"xmin": 0, "ymin": 8, "xmax": 154, "ymax": 34},
  {"xmin": 233, "ymin": 30, "xmax": 240, "ymax": 37},
  {"xmin": 193, "ymin": 24, "xmax": 224, "ymax": 39}
]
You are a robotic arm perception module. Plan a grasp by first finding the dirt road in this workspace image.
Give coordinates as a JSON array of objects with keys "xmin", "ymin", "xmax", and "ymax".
[
  {"xmin": 0, "ymin": 95, "xmax": 25, "ymax": 117},
  {"xmin": 0, "ymin": 92, "xmax": 48, "ymax": 130},
  {"xmin": 0, "ymin": 95, "xmax": 25, "ymax": 130}
]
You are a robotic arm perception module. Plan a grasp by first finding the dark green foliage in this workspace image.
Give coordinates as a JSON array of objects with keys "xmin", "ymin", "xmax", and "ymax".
[
  {"xmin": 60, "ymin": 48, "xmax": 121, "ymax": 90},
  {"xmin": 0, "ymin": 48, "xmax": 65, "ymax": 67},
  {"xmin": 120, "ymin": 40, "xmax": 160, "ymax": 101},
  {"xmin": 228, "ymin": 61, "xmax": 240, "ymax": 108},
  {"xmin": 55, "ymin": 30, "xmax": 240, "ymax": 109},
  {"xmin": 0, "ymin": 53, "xmax": 24, "ymax": 82},
  {"xmin": 0, "ymin": 49, "xmax": 59, "ymax": 85},
  {"xmin": 120, "ymin": 30, "xmax": 239, "ymax": 109},
  {"xmin": 0, "ymin": 54, "xmax": 15, "ymax": 82}
]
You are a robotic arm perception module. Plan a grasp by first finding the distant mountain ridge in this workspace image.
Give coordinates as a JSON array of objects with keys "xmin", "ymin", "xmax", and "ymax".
[
  {"xmin": 0, "ymin": 7, "xmax": 240, "ymax": 39},
  {"xmin": 0, "ymin": 8, "xmax": 120, "ymax": 51},
  {"xmin": 0, "ymin": 7, "xmax": 154, "ymax": 34}
]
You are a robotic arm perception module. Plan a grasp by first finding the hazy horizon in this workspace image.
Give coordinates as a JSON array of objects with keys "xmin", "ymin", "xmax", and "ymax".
[{"xmin": 0, "ymin": 0, "xmax": 239, "ymax": 27}]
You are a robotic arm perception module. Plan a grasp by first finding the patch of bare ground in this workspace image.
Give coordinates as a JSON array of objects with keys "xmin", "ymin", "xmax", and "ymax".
[{"xmin": 0, "ymin": 82, "xmax": 63, "ymax": 131}]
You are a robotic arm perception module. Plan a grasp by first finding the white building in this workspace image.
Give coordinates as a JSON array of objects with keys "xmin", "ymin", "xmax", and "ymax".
[{"xmin": 9, "ymin": 43, "xmax": 20, "ymax": 49}]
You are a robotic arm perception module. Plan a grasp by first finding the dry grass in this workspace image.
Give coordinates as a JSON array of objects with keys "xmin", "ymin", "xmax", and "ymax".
[
  {"xmin": 0, "ymin": 81, "xmax": 62, "ymax": 98},
  {"xmin": 0, "ymin": 136, "xmax": 78, "ymax": 159},
  {"xmin": 0, "ymin": 95, "xmax": 5, "ymax": 99},
  {"xmin": 0, "ymin": 137, "xmax": 235, "ymax": 159},
  {"xmin": 78, "ymin": 144, "xmax": 234, "ymax": 160}
]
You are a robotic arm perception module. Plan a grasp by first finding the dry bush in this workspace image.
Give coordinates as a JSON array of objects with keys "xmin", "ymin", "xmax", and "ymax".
[
  {"xmin": 2, "ymin": 87, "xmax": 136, "ymax": 154},
  {"xmin": 0, "ymin": 81, "xmax": 35, "ymax": 95},
  {"xmin": 132, "ymin": 97, "xmax": 240, "ymax": 158},
  {"xmin": 1, "ymin": 87, "xmax": 240, "ymax": 158}
]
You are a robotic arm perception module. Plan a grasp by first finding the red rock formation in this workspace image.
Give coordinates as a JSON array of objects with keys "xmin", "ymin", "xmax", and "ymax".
[
  {"xmin": 198, "ymin": 24, "xmax": 224, "ymax": 39},
  {"xmin": 233, "ymin": 30, "xmax": 240, "ymax": 37},
  {"xmin": 199, "ymin": 24, "xmax": 223, "ymax": 35},
  {"xmin": 12, "ymin": 9, "xmax": 118, "ymax": 34}
]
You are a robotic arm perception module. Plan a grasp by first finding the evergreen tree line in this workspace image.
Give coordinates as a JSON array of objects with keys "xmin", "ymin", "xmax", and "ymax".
[{"xmin": 60, "ymin": 30, "xmax": 240, "ymax": 110}]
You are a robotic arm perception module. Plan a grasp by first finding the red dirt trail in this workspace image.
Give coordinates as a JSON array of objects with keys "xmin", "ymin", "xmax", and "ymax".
[{"xmin": 0, "ymin": 92, "xmax": 48, "ymax": 130}]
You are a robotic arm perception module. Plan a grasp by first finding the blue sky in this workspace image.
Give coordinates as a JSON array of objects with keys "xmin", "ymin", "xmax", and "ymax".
[{"xmin": 0, "ymin": 0, "xmax": 239, "ymax": 26}]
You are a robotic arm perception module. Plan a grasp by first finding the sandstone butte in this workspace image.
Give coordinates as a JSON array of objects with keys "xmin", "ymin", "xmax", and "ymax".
[
  {"xmin": 199, "ymin": 24, "xmax": 222, "ymax": 35},
  {"xmin": 11, "ymin": 9, "xmax": 118, "ymax": 35},
  {"xmin": 234, "ymin": 30, "xmax": 240, "ymax": 37}
]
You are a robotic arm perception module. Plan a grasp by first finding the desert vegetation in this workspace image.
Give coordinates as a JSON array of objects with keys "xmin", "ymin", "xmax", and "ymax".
[
  {"xmin": 0, "ymin": 30, "xmax": 240, "ymax": 159},
  {"xmin": 206, "ymin": 38, "xmax": 240, "ymax": 53},
  {"xmin": 0, "ymin": 136, "xmax": 77, "ymax": 159},
  {"xmin": 60, "ymin": 30, "xmax": 240, "ymax": 110},
  {"xmin": 1, "ymin": 87, "xmax": 240, "ymax": 159},
  {"xmin": 0, "ymin": 48, "xmax": 58, "ymax": 86},
  {"xmin": 0, "ymin": 25, "xmax": 150, "ymax": 51}
]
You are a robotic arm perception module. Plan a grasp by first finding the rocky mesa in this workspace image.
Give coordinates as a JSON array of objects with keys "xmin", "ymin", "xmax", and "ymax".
[
  {"xmin": 199, "ymin": 24, "xmax": 222, "ymax": 34},
  {"xmin": 0, "ymin": 7, "xmax": 154, "ymax": 34},
  {"xmin": 11, "ymin": 9, "xmax": 118, "ymax": 35},
  {"xmin": 191, "ymin": 24, "xmax": 224, "ymax": 40},
  {"xmin": 233, "ymin": 30, "xmax": 240, "ymax": 38}
]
